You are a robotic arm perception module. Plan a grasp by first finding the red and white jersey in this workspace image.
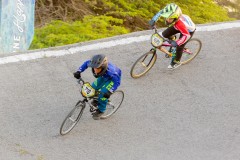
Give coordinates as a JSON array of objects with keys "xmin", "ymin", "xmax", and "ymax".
[{"xmin": 174, "ymin": 14, "xmax": 196, "ymax": 46}]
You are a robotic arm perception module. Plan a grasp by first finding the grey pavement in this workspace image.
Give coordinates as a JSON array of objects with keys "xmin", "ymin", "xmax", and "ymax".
[{"xmin": 0, "ymin": 23, "xmax": 240, "ymax": 160}]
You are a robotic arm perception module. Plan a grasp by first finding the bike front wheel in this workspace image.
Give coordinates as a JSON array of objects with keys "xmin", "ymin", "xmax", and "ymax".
[
  {"xmin": 60, "ymin": 101, "xmax": 85, "ymax": 135},
  {"xmin": 100, "ymin": 90, "xmax": 124, "ymax": 119},
  {"xmin": 130, "ymin": 50, "xmax": 157, "ymax": 78},
  {"xmin": 180, "ymin": 38, "xmax": 202, "ymax": 64}
]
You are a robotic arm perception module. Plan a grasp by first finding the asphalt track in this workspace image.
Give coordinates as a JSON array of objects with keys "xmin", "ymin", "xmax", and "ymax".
[{"xmin": 0, "ymin": 21, "xmax": 240, "ymax": 160}]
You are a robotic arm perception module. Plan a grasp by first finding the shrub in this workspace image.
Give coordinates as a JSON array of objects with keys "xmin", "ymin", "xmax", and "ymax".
[
  {"xmin": 30, "ymin": 15, "xmax": 129, "ymax": 49},
  {"xmin": 30, "ymin": 0, "xmax": 234, "ymax": 49}
]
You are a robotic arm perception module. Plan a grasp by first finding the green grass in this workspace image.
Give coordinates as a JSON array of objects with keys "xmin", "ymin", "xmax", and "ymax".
[{"xmin": 30, "ymin": 15, "xmax": 129, "ymax": 49}]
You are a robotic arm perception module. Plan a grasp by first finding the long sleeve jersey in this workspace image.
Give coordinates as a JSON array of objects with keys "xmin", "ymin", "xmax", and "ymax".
[
  {"xmin": 152, "ymin": 13, "xmax": 196, "ymax": 46},
  {"xmin": 78, "ymin": 60, "xmax": 122, "ymax": 92},
  {"xmin": 173, "ymin": 15, "xmax": 196, "ymax": 46}
]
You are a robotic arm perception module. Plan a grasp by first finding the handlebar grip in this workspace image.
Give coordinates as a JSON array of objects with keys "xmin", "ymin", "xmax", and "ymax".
[{"xmin": 77, "ymin": 77, "xmax": 84, "ymax": 84}]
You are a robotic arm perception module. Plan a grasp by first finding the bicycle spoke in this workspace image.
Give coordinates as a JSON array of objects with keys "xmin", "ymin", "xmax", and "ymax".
[
  {"xmin": 60, "ymin": 102, "xmax": 85, "ymax": 135},
  {"xmin": 69, "ymin": 117, "xmax": 76, "ymax": 122},
  {"xmin": 107, "ymin": 102, "xmax": 115, "ymax": 109},
  {"xmin": 181, "ymin": 38, "xmax": 202, "ymax": 64},
  {"xmin": 141, "ymin": 62, "xmax": 147, "ymax": 67},
  {"xmin": 100, "ymin": 91, "xmax": 124, "ymax": 119}
]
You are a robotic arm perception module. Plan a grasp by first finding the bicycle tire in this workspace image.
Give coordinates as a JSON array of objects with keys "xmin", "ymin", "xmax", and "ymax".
[
  {"xmin": 100, "ymin": 90, "xmax": 124, "ymax": 119},
  {"xmin": 130, "ymin": 50, "xmax": 157, "ymax": 78},
  {"xmin": 180, "ymin": 38, "xmax": 202, "ymax": 65},
  {"xmin": 60, "ymin": 101, "xmax": 85, "ymax": 135}
]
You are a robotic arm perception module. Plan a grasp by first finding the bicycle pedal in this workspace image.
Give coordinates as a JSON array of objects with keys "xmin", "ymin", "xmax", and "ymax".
[
  {"xmin": 90, "ymin": 108, "xmax": 97, "ymax": 113},
  {"xmin": 165, "ymin": 54, "xmax": 170, "ymax": 58},
  {"xmin": 90, "ymin": 104, "xmax": 98, "ymax": 113}
]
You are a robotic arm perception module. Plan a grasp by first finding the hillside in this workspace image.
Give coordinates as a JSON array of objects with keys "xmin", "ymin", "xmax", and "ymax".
[{"xmin": 31, "ymin": 0, "xmax": 238, "ymax": 49}]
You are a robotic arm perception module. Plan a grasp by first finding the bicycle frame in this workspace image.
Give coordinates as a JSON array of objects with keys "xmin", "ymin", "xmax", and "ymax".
[
  {"xmin": 151, "ymin": 27, "xmax": 194, "ymax": 56},
  {"xmin": 60, "ymin": 77, "xmax": 124, "ymax": 135},
  {"xmin": 77, "ymin": 77, "xmax": 121, "ymax": 113},
  {"xmin": 130, "ymin": 26, "xmax": 202, "ymax": 78},
  {"xmin": 77, "ymin": 77, "xmax": 100, "ymax": 112},
  {"xmin": 151, "ymin": 27, "xmax": 175, "ymax": 57}
]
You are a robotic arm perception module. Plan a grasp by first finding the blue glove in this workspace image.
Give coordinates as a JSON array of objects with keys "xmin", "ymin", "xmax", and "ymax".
[
  {"xmin": 169, "ymin": 40, "xmax": 178, "ymax": 47},
  {"xmin": 149, "ymin": 19, "xmax": 155, "ymax": 27},
  {"xmin": 103, "ymin": 91, "xmax": 112, "ymax": 99}
]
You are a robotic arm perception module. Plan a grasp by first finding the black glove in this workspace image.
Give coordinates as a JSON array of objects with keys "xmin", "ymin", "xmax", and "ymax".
[
  {"xmin": 103, "ymin": 91, "xmax": 112, "ymax": 99},
  {"xmin": 149, "ymin": 19, "xmax": 155, "ymax": 28},
  {"xmin": 169, "ymin": 40, "xmax": 178, "ymax": 47},
  {"xmin": 73, "ymin": 71, "xmax": 81, "ymax": 79}
]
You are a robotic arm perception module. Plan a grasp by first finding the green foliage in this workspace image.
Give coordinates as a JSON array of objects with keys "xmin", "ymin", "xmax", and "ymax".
[
  {"xmin": 31, "ymin": 0, "xmax": 234, "ymax": 49},
  {"xmin": 176, "ymin": 0, "xmax": 234, "ymax": 24},
  {"xmin": 92, "ymin": 0, "xmax": 161, "ymax": 18},
  {"xmin": 30, "ymin": 15, "xmax": 129, "ymax": 49}
]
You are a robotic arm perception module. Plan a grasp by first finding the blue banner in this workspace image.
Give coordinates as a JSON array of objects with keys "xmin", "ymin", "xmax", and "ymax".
[{"xmin": 0, "ymin": 0, "xmax": 35, "ymax": 54}]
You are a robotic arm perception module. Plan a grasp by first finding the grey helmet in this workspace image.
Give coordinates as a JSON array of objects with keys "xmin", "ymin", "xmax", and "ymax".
[{"xmin": 88, "ymin": 54, "xmax": 108, "ymax": 78}]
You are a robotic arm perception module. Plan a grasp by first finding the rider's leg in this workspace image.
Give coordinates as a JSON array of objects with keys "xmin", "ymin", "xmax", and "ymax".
[
  {"xmin": 91, "ymin": 78, "xmax": 115, "ymax": 112},
  {"xmin": 97, "ymin": 80, "xmax": 114, "ymax": 113},
  {"xmin": 168, "ymin": 35, "xmax": 187, "ymax": 69},
  {"xmin": 92, "ymin": 77, "xmax": 105, "ymax": 90},
  {"xmin": 175, "ymin": 31, "xmax": 195, "ymax": 62},
  {"xmin": 91, "ymin": 77, "xmax": 105, "ymax": 107},
  {"xmin": 92, "ymin": 80, "xmax": 115, "ymax": 120},
  {"xmin": 175, "ymin": 38, "xmax": 185, "ymax": 62},
  {"xmin": 162, "ymin": 26, "xmax": 179, "ymax": 58},
  {"xmin": 162, "ymin": 27, "xmax": 182, "ymax": 69},
  {"xmin": 162, "ymin": 26, "xmax": 179, "ymax": 38}
]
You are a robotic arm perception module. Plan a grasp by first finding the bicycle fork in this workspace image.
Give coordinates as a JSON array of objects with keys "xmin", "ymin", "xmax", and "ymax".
[{"xmin": 142, "ymin": 49, "xmax": 157, "ymax": 67}]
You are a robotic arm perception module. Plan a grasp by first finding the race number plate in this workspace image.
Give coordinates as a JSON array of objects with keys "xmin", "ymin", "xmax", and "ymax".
[
  {"xmin": 151, "ymin": 33, "xmax": 164, "ymax": 47},
  {"xmin": 81, "ymin": 83, "xmax": 96, "ymax": 97}
]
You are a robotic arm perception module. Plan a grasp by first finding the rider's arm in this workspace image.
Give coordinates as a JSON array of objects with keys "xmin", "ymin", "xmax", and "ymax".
[
  {"xmin": 149, "ymin": 10, "xmax": 163, "ymax": 26},
  {"xmin": 152, "ymin": 10, "xmax": 163, "ymax": 22},
  {"xmin": 106, "ymin": 63, "xmax": 121, "ymax": 93},
  {"xmin": 109, "ymin": 75, "xmax": 121, "ymax": 93},
  {"xmin": 77, "ymin": 60, "xmax": 90, "ymax": 72},
  {"xmin": 174, "ymin": 20, "xmax": 191, "ymax": 46}
]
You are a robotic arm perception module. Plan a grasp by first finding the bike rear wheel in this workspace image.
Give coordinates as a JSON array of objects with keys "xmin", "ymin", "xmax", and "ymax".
[
  {"xmin": 130, "ymin": 50, "xmax": 157, "ymax": 78},
  {"xmin": 180, "ymin": 38, "xmax": 202, "ymax": 64},
  {"xmin": 60, "ymin": 101, "xmax": 85, "ymax": 135},
  {"xmin": 100, "ymin": 90, "xmax": 124, "ymax": 119}
]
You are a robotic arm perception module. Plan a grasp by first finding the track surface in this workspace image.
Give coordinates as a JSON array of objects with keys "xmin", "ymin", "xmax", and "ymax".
[{"xmin": 0, "ymin": 23, "xmax": 240, "ymax": 160}]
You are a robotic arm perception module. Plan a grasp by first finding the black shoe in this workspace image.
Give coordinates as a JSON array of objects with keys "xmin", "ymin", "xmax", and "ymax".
[
  {"xmin": 91, "ymin": 99, "xmax": 98, "ymax": 107},
  {"xmin": 92, "ymin": 109, "xmax": 104, "ymax": 120}
]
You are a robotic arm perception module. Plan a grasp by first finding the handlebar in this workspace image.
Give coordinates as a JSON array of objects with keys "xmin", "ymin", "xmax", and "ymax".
[
  {"xmin": 77, "ymin": 77, "xmax": 101, "ymax": 98},
  {"xmin": 152, "ymin": 25, "xmax": 158, "ymax": 33},
  {"xmin": 151, "ymin": 25, "xmax": 173, "ymax": 47},
  {"xmin": 152, "ymin": 25, "xmax": 169, "ymax": 42},
  {"xmin": 77, "ymin": 77, "xmax": 84, "ymax": 84}
]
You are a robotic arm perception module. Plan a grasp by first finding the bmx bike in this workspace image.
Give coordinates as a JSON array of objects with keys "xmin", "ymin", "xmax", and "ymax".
[
  {"xmin": 60, "ymin": 77, "xmax": 124, "ymax": 135},
  {"xmin": 130, "ymin": 27, "xmax": 202, "ymax": 78}
]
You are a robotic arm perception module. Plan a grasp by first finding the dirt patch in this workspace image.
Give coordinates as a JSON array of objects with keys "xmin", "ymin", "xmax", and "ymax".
[
  {"xmin": 35, "ymin": 0, "xmax": 94, "ymax": 27},
  {"xmin": 123, "ymin": 16, "xmax": 149, "ymax": 31}
]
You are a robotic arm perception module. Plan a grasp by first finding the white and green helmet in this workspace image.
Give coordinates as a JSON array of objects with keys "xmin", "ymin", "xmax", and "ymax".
[{"xmin": 161, "ymin": 3, "xmax": 182, "ymax": 23}]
